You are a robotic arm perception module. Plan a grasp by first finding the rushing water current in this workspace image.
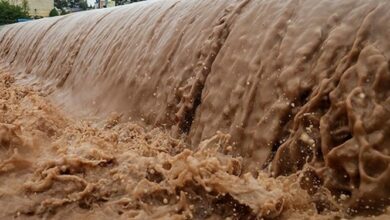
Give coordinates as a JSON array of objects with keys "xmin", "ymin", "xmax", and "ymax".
[{"xmin": 0, "ymin": 0, "xmax": 390, "ymax": 218}]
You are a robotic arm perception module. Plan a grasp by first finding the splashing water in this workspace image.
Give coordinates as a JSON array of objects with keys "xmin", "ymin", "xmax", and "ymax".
[{"xmin": 1, "ymin": 0, "xmax": 390, "ymax": 218}]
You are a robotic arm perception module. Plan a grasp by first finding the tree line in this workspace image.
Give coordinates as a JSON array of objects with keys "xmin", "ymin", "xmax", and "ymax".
[
  {"xmin": 0, "ymin": 0, "xmax": 147, "ymax": 25},
  {"xmin": 0, "ymin": 0, "xmax": 29, "ymax": 25}
]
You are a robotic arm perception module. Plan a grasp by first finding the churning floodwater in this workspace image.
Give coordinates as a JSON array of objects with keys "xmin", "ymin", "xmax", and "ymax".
[{"xmin": 0, "ymin": 0, "xmax": 390, "ymax": 218}]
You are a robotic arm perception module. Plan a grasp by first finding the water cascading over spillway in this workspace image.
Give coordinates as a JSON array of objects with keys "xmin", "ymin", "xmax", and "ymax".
[{"xmin": 1, "ymin": 0, "xmax": 390, "ymax": 214}]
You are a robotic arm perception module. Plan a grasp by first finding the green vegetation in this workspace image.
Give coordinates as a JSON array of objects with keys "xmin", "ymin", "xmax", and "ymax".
[
  {"xmin": 60, "ymin": 8, "xmax": 68, "ymax": 15},
  {"xmin": 79, "ymin": 0, "xmax": 88, "ymax": 10},
  {"xmin": 49, "ymin": 8, "xmax": 59, "ymax": 17},
  {"xmin": 54, "ymin": 0, "xmax": 68, "ymax": 9},
  {"xmin": 79, "ymin": 0, "xmax": 87, "ymax": 10},
  {"xmin": 0, "ymin": 0, "xmax": 149, "ymax": 25},
  {"xmin": 0, "ymin": 0, "xmax": 30, "ymax": 25},
  {"xmin": 54, "ymin": 0, "xmax": 69, "ymax": 15}
]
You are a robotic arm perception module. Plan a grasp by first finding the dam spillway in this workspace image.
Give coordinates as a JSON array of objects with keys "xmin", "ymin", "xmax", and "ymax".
[{"xmin": 0, "ymin": 0, "xmax": 390, "ymax": 218}]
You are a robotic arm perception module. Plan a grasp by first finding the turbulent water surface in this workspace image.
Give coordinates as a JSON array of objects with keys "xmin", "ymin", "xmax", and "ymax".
[{"xmin": 0, "ymin": 0, "xmax": 390, "ymax": 219}]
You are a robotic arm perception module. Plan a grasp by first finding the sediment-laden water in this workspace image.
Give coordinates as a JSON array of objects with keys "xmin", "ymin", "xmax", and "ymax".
[{"xmin": 1, "ymin": 0, "xmax": 390, "ymax": 218}]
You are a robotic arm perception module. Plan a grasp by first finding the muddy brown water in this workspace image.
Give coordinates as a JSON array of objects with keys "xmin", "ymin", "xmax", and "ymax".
[{"xmin": 0, "ymin": 0, "xmax": 390, "ymax": 219}]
